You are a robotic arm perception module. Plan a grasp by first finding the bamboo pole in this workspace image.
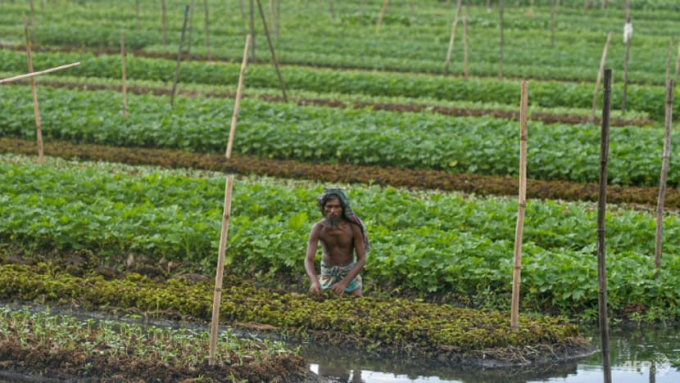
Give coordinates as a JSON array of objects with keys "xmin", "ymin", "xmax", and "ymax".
[
  {"xmin": 676, "ymin": 40, "xmax": 680, "ymax": 80},
  {"xmin": 598, "ymin": 68, "xmax": 613, "ymax": 383},
  {"xmin": 135, "ymin": 0, "xmax": 140, "ymax": 30},
  {"xmin": 186, "ymin": 0, "xmax": 195, "ymax": 57},
  {"xmin": 204, "ymin": 0, "xmax": 211, "ymax": 60},
  {"xmin": 463, "ymin": 7, "xmax": 469, "ymax": 79},
  {"xmin": 250, "ymin": 0, "xmax": 256, "ymax": 62},
  {"xmin": 226, "ymin": 35, "xmax": 251, "ymax": 159},
  {"xmin": 510, "ymin": 80, "xmax": 528, "ymax": 331},
  {"xmin": 0, "ymin": 62, "xmax": 80, "ymax": 84},
  {"xmin": 170, "ymin": 5, "xmax": 190, "ymax": 108},
  {"xmin": 591, "ymin": 31, "xmax": 613, "ymax": 123},
  {"xmin": 655, "ymin": 79, "xmax": 674, "ymax": 274},
  {"xmin": 208, "ymin": 175, "xmax": 235, "ymax": 365},
  {"xmin": 665, "ymin": 37, "xmax": 673, "ymax": 85},
  {"xmin": 444, "ymin": 0, "xmax": 463, "ymax": 75},
  {"xmin": 329, "ymin": 0, "xmax": 334, "ymax": 20},
  {"xmin": 499, "ymin": 0, "xmax": 504, "ymax": 80},
  {"xmin": 161, "ymin": 0, "xmax": 167, "ymax": 46},
  {"xmin": 23, "ymin": 16, "xmax": 43, "ymax": 164},
  {"xmin": 29, "ymin": 0, "xmax": 36, "ymax": 44},
  {"xmin": 376, "ymin": 0, "xmax": 389, "ymax": 33},
  {"xmin": 550, "ymin": 0, "xmax": 556, "ymax": 47},
  {"xmin": 255, "ymin": 0, "xmax": 287, "ymax": 102},
  {"xmin": 621, "ymin": 2, "xmax": 631, "ymax": 114},
  {"xmin": 121, "ymin": 31, "xmax": 128, "ymax": 119}
]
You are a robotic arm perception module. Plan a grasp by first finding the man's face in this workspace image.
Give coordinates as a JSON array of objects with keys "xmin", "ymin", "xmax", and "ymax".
[{"xmin": 324, "ymin": 198, "xmax": 343, "ymax": 226}]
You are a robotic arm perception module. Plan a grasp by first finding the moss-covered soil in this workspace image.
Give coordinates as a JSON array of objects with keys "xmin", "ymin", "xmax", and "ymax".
[
  {"xmin": 2, "ymin": 137, "xmax": 676, "ymax": 209},
  {"xmin": 0, "ymin": 249, "xmax": 593, "ymax": 369}
]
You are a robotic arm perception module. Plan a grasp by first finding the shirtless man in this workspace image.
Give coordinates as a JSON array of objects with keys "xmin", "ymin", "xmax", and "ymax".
[{"xmin": 304, "ymin": 188, "xmax": 369, "ymax": 296}]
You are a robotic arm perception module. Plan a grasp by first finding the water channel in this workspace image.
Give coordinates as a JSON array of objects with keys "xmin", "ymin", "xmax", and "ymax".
[{"xmin": 302, "ymin": 326, "xmax": 680, "ymax": 383}]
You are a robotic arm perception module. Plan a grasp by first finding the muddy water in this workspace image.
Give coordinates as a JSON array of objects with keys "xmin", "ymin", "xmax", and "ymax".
[{"xmin": 302, "ymin": 326, "xmax": 680, "ymax": 383}]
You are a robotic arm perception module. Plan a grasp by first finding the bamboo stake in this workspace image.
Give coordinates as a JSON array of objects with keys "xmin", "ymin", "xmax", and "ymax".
[
  {"xmin": 250, "ymin": 0, "xmax": 256, "ymax": 62},
  {"xmin": 121, "ymin": 31, "xmax": 128, "ymax": 119},
  {"xmin": 598, "ymin": 68, "xmax": 613, "ymax": 383},
  {"xmin": 463, "ymin": 7, "xmax": 469, "ymax": 79},
  {"xmin": 511, "ymin": 80, "xmax": 528, "ymax": 331},
  {"xmin": 204, "ymin": 0, "xmax": 211, "ymax": 60},
  {"xmin": 170, "ymin": 5, "xmax": 190, "ymax": 108},
  {"xmin": 255, "ymin": 0, "xmax": 287, "ymax": 102},
  {"xmin": 665, "ymin": 37, "xmax": 673, "ymax": 85},
  {"xmin": 550, "ymin": 0, "xmax": 556, "ymax": 47},
  {"xmin": 23, "ymin": 16, "xmax": 43, "ymax": 164},
  {"xmin": 208, "ymin": 175, "xmax": 235, "ymax": 366},
  {"xmin": 0, "ymin": 62, "xmax": 80, "ymax": 84},
  {"xmin": 591, "ymin": 31, "xmax": 613, "ymax": 123},
  {"xmin": 135, "ymin": 0, "xmax": 140, "ymax": 30},
  {"xmin": 444, "ymin": 0, "xmax": 463, "ymax": 75},
  {"xmin": 499, "ymin": 0, "xmax": 504, "ymax": 80},
  {"xmin": 29, "ymin": 0, "xmax": 36, "ymax": 44},
  {"xmin": 161, "ymin": 0, "xmax": 167, "ymax": 46},
  {"xmin": 186, "ymin": 0, "xmax": 195, "ymax": 57},
  {"xmin": 226, "ymin": 35, "xmax": 251, "ymax": 159},
  {"xmin": 655, "ymin": 79, "xmax": 674, "ymax": 275},
  {"xmin": 329, "ymin": 0, "xmax": 334, "ymax": 20},
  {"xmin": 376, "ymin": 0, "xmax": 389, "ymax": 33},
  {"xmin": 676, "ymin": 40, "xmax": 680, "ymax": 80},
  {"xmin": 621, "ymin": 2, "xmax": 631, "ymax": 114}
]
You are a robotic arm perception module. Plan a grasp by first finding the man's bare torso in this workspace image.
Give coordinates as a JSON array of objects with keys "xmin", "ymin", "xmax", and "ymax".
[{"xmin": 317, "ymin": 219, "xmax": 356, "ymax": 267}]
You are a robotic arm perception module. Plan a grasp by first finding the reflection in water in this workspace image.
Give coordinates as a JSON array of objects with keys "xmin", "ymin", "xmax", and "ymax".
[{"xmin": 302, "ymin": 326, "xmax": 680, "ymax": 383}]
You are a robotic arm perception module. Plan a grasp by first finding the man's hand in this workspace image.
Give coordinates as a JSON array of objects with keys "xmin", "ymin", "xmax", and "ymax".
[
  {"xmin": 309, "ymin": 280, "xmax": 321, "ymax": 294},
  {"xmin": 330, "ymin": 281, "xmax": 347, "ymax": 295}
]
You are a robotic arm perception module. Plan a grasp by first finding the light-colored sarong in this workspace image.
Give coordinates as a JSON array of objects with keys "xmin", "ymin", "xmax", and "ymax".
[{"xmin": 320, "ymin": 261, "xmax": 362, "ymax": 293}]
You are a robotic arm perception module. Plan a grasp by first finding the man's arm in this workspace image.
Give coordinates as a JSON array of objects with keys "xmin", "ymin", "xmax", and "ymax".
[
  {"xmin": 331, "ymin": 223, "xmax": 366, "ymax": 294},
  {"xmin": 304, "ymin": 223, "xmax": 322, "ymax": 293}
]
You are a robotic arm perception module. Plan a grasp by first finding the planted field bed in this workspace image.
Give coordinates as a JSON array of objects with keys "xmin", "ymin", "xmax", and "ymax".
[
  {"xmin": 0, "ymin": 0, "xmax": 677, "ymax": 85},
  {"xmin": 2, "ymin": 155, "xmax": 679, "ymax": 323}
]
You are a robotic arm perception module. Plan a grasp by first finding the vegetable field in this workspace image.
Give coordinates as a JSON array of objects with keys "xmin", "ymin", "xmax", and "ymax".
[{"xmin": 0, "ymin": 0, "xmax": 679, "ymax": 379}]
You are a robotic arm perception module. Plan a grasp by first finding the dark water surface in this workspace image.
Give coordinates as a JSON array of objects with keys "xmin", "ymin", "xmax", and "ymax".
[{"xmin": 302, "ymin": 326, "xmax": 680, "ymax": 383}]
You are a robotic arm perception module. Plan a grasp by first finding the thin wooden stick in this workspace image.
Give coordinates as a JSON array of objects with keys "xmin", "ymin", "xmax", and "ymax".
[
  {"xmin": 208, "ymin": 175, "xmax": 235, "ymax": 366},
  {"xmin": 444, "ymin": 0, "xmax": 463, "ymax": 75},
  {"xmin": 591, "ymin": 31, "xmax": 613, "ymax": 123},
  {"xmin": 186, "ymin": 0, "xmax": 195, "ymax": 57},
  {"xmin": 250, "ymin": 0, "xmax": 256, "ymax": 62},
  {"xmin": 0, "ymin": 62, "xmax": 80, "ymax": 84},
  {"xmin": 170, "ymin": 6, "xmax": 190, "ymax": 108},
  {"xmin": 135, "ymin": 0, "xmax": 140, "ymax": 30},
  {"xmin": 121, "ymin": 31, "xmax": 128, "ymax": 119},
  {"xmin": 665, "ymin": 37, "xmax": 673, "ymax": 85},
  {"xmin": 161, "ymin": 0, "xmax": 167, "ymax": 46},
  {"xmin": 499, "ymin": 0, "xmax": 504, "ymax": 80},
  {"xmin": 511, "ymin": 80, "xmax": 528, "ymax": 331},
  {"xmin": 676, "ymin": 40, "xmax": 680, "ymax": 80},
  {"xmin": 376, "ymin": 0, "xmax": 389, "ymax": 33},
  {"xmin": 621, "ymin": 2, "xmax": 631, "ymax": 114},
  {"xmin": 226, "ymin": 35, "xmax": 251, "ymax": 159},
  {"xmin": 255, "ymin": 0, "xmax": 287, "ymax": 102},
  {"xmin": 23, "ymin": 16, "xmax": 43, "ymax": 164},
  {"xmin": 655, "ymin": 79, "xmax": 674, "ymax": 275},
  {"xmin": 463, "ymin": 7, "xmax": 469, "ymax": 79},
  {"xmin": 29, "ymin": 0, "xmax": 36, "ymax": 44},
  {"xmin": 329, "ymin": 0, "xmax": 334, "ymax": 20},
  {"xmin": 550, "ymin": 0, "xmax": 556, "ymax": 47},
  {"xmin": 204, "ymin": 0, "xmax": 211, "ymax": 60},
  {"xmin": 598, "ymin": 68, "xmax": 613, "ymax": 383}
]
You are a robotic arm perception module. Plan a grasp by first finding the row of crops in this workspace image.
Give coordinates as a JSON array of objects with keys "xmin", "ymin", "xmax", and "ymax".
[
  {"xmin": 2, "ymin": 154, "xmax": 679, "ymax": 321},
  {"xmin": 0, "ymin": 0, "xmax": 678, "ymax": 330},
  {"xmin": 0, "ymin": 0, "xmax": 678, "ymax": 85},
  {"xmin": 0, "ymin": 83, "xmax": 675, "ymax": 187}
]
